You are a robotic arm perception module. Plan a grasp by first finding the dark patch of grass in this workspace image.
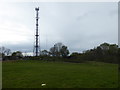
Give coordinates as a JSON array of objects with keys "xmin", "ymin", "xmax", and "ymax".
[{"xmin": 2, "ymin": 60, "xmax": 118, "ymax": 88}]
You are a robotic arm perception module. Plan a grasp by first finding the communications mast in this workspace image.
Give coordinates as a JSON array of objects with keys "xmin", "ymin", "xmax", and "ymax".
[{"xmin": 33, "ymin": 7, "xmax": 40, "ymax": 56}]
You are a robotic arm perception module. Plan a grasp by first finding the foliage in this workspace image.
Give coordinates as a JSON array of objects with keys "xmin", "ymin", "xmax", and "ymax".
[
  {"xmin": 40, "ymin": 50, "xmax": 49, "ymax": 56},
  {"xmin": 70, "ymin": 42, "xmax": 118, "ymax": 63},
  {"xmin": 60, "ymin": 46, "xmax": 69, "ymax": 57},
  {"xmin": 1, "ymin": 42, "xmax": 119, "ymax": 64},
  {"xmin": 11, "ymin": 51, "xmax": 23, "ymax": 60},
  {"xmin": 49, "ymin": 42, "xmax": 69, "ymax": 57}
]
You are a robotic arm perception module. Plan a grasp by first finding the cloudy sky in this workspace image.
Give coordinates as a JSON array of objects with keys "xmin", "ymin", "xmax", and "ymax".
[{"xmin": 0, "ymin": 2, "xmax": 118, "ymax": 54}]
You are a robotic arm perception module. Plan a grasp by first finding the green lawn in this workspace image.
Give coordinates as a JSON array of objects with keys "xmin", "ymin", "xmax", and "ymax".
[
  {"xmin": 2, "ymin": 60, "xmax": 118, "ymax": 88},
  {"xmin": 0, "ymin": 61, "xmax": 2, "ymax": 89}
]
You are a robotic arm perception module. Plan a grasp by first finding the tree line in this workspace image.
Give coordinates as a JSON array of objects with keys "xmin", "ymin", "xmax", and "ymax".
[
  {"xmin": 0, "ymin": 42, "xmax": 119, "ymax": 64},
  {"xmin": 69, "ymin": 42, "xmax": 119, "ymax": 64}
]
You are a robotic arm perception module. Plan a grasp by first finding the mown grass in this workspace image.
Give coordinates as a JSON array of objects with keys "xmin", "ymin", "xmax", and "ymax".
[
  {"xmin": 0, "ymin": 61, "xmax": 2, "ymax": 89},
  {"xmin": 2, "ymin": 60, "xmax": 118, "ymax": 88}
]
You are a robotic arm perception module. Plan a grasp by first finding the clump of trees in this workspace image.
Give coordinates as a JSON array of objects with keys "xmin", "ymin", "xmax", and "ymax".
[
  {"xmin": 11, "ymin": 51, "xmax": 23, "ymax": 60},
  {"xmin": 0, "ymin": 46, "xmax": 23, "ymax": 61},
  {"xmin": 1, "ymin": 42, "xmax": 69, "ymax": 61},
  {"xmin": 1, "ymin": 42, "xmax": 119, "ymax": 64},
  {"xmin": 49, "ymin": 42, "xmax": 69, "ymax": 57},
  {"xmin": 69, "ymin": 42, "xmax": 119, "ymax": 63},
  {"xmin": 39, "ymin": 43, "xmax": 69, "ymax": 61}
]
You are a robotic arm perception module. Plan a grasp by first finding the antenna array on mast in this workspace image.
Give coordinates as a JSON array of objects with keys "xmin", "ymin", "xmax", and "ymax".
[{"xmin": 33, "ymin": 7, "xmax": 40, "ymax": 56}]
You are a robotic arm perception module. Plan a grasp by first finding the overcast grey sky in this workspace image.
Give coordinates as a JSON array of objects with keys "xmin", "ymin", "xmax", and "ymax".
[{"xmin": 0, "ymin": 2, "xmax": 118, "ymax": 54}]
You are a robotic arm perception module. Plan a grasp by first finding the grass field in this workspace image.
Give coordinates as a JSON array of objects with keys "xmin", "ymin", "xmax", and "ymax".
[
  {"xmin": 2, "ymin": 60, "xmax": 118, "ymax": 88},
  {"xmin": 0, "ymin": 61, "xmax": 2, "ymax": 89}
]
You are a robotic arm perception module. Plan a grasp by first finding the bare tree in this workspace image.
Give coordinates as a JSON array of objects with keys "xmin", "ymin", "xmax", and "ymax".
[
  {"xmin": 0, "ymin": 46, "xmax": 11, "ymax": 60},
  {"xmin": 54, "ymin": 42, "xmax": 63, "ymax": 52},
  {"xmin": 0, "ymin": 47, "xmax": 11, "ymax": 56},
  {"xmin": 50, "ymin": 47, "xmax": 56, "ymax": 56},
  {"xmin": 5, "ymin": 49, "xmax": 11, "ymax": 56}
]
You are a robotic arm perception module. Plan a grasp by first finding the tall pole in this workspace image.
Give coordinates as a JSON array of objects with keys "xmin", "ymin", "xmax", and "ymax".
[{"xmin": 34, "ymin": 7, "xmax": 39, "ymax": 56}]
